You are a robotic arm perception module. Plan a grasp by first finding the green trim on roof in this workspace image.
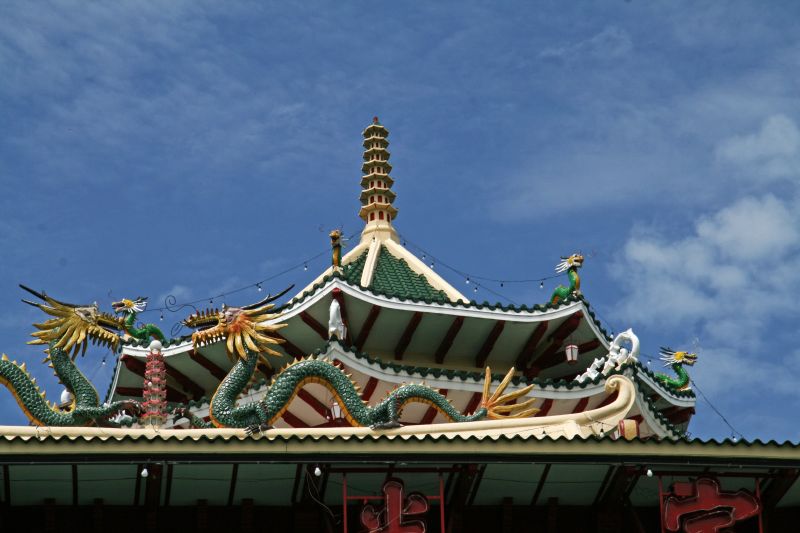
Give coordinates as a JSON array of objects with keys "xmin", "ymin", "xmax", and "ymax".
[
  {"xmin": 280, "ymin": 271, "xmax": 613, "ymax": 341},
  {"xmin": 135, "ymin": 340, "xmax": 692, "ymax": 438}
]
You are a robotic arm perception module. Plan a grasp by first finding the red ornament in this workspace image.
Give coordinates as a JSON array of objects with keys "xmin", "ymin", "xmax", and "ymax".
[
  {"xmin": 663, "ymin": 477, "xmax": 760, "ymax": 532},
  {"xmin": 360, "ymin": 478, "xmax": 429, "ymax": 533}
]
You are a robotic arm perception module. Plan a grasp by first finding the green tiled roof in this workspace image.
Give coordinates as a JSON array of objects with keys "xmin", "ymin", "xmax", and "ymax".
[
  {"xmin": 342, "ymin": 249, "xmax": 368, "ymax": 284},
  {"xmin": 340, "ymin": 246, "xmax": 449, "ymax": 303},
  {"xmin": 371, "ymin": 246, "xmax": 449, "ymax": 302}
]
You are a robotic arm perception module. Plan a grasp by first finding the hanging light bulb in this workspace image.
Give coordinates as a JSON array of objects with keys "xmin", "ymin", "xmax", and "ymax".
[
  {"xmin": 430, "ymin": 262, "xmax": 435, "ymax": 269},
  {"xmin": 473, "ymin": 286, "xmax": 478, "ymax": 293},
  {"xmin": 465, "ymin": 277, "xmax": 470, "ymax": 285},
  {"xmin": 141, "ymin": 467, "xmax": 149, "ymax": 478},
  {"xmin": 304, "ymin": 263, "xmax": 308, "ymax": 271},
  {"xmin": 422, "ymin": 253, "xmax": 426, "ymax": 260},
  {"xmin": 313, "ymin": 465, "xmax": 322, "ymax": 477},
  {"xmin": 539, "ymin": 281, "xmax": 544, "ymax": 289},
  {"xmin": 101, "ymin": 356, "xmax": 107, "ymax": 366},
  {"xmin": 500, "ymin": 281, "xmax": 504, "ymax": 287},
  {"xmin": 159, "ymin": 312, "xmax": 164, "ymax": 321},
  {"xmin": 257, "ymin": 283, "xmax": 263, "ymax": 292},
  {"xmin": 209, "ymin": 298, "xmax": 214, "ymax": 305},
  {"xmin": 646, "ymin": 469, "xmax": 653, "ymax": 478}
]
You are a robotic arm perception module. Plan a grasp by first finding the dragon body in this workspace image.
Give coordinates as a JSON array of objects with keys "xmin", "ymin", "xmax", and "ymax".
[
  {"xmin": 178, "ymin": 292, "xmax": 537, "ymax": 431},
  {"xmin": 112, "ymin": 297, "xmax": 166, "ymax": 342},
  {"xmin": 0, "ymin": 286, "xmax": 141, "ymax": 427},
  {"xmin": 550, "ymin": 254, "xmax": 584, "ymax": 305},
  {"xmin": 654, "ymin": 348, "xmax": 698, "ymax": 390}
]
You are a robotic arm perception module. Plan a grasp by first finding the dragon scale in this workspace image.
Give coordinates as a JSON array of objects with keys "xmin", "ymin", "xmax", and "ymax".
[
  {"xmin": 655, "ymin": 362, "xmax": 691, "ymax": 390},
  {"xmin": 0, "ymin": 343, "xmax": 136, "ymax": 426},
  {"xmin": 202, "ymin": 351, "xmax": 491, "ymax": 430}
]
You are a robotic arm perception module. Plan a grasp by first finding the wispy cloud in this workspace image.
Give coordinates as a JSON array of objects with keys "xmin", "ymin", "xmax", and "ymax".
[
  {"xmin": 716, "ymin": 114, "xmax": 800, "ymax": 182},
  {"xmin": 539, "ymin": 26, "xmax": 633, "ymax": 62}
]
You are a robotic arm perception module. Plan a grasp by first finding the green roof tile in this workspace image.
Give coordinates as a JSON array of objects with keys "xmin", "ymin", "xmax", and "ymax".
[
  {"xmin": 342, "ymin": 248, "xmax": 369, "ymax": 284},
  {"xmin": 371, "ymin": 246, "xmax": 448, "ymax": 302}
]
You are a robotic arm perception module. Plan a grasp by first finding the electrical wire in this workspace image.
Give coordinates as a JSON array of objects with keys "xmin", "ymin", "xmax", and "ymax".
[{"xmin": 690, "ymin": 378, "xmax": 744, "ymax": 440}]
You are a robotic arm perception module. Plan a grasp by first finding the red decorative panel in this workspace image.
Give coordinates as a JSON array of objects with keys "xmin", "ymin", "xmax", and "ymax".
[
  {"xmin": 361, "ymin": 478, "xmax": 429, "ymax": 533},
  {"xmin": 663, "ymin": 477, "xmax": 760, "ymax": 532}
]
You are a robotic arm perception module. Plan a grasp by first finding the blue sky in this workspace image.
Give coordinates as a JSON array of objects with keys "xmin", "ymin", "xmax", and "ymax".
[{"xmin": 1, "ymin": 1, "xmax": 799, "ymax": 441}]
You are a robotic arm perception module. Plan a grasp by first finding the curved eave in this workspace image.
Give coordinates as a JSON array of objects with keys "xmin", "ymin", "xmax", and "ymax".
[
  {"xmin": 280, "ymin": 274, "xmax": 611, "ymax": 337},
  {"xmin": 361, "ymin": 174, "xmax": 395, "ymax": 188},
  {"xmin": 359, "ymin": 187, "xmax": 396, "ymax": 202}
]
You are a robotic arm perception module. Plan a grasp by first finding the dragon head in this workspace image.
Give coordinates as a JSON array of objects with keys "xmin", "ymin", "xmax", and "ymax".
[
  {"xmin": 111, "ymin": 297, "xmax": 148, "ymax": 315},
  {"xmin": 555, "ymin": 253, "xmax": 584, "ymax": 273},
  {"xmin": 659, "ymin": 347, "xmax": 698, "ymax": 367},
  {"xmin": 330, "ymin": 229, "xmax": 343, "ymax": 246},
  {"xmin": 183, "ymin": 285, "xmax": 293, "ymax": 362},
  {"xmin": 21, "ymin": 285, "xmax": 123, "ymax": 359}
]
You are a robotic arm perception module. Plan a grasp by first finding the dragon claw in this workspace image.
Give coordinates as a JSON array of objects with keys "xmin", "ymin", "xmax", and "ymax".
[
  {"xmin": 244, "ymin": 422, "xmax": 272, "ymax": 436},
  {"xmin": 371, "ymin": 420, "xmax": 403, "ymax": 430}
]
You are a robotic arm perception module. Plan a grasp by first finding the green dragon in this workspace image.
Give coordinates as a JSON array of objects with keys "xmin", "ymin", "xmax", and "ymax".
[
  {"xmin": 549, "ymin": 253, "xmax": 584, "ymax": 305},
  {"xmin": 175, "ymin": 296, "xmax": 537, "ymax": 432},
  {"xmin": 0, "ymin": 286, "xmax": 141, "ymax": 427},
  {"xmin": 654, "ymin": 347, "xmax": 698, "ymax": 390},
  {"xmin": 111, "ymin": 297, "xmax": 166, "ymax": 342}
]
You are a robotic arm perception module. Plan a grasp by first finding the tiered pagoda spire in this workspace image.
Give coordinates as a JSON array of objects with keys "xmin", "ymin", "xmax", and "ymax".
[
  {"xmin": 294, "ymin": 118, "xmax": 467, "ymax": 303},
  {"xmin": 359, "ymin": 117, "xmax": 398, "ymax": 234}
]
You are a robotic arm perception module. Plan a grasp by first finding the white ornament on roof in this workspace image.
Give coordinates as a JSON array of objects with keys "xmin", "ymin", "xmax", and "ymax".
[
  {"xmin": 577, "ymin": 328, "xmax": 639, "ymax": 383},
  {"xmin": 328, "ymin": 298, "xmax": 347, "ymax": 340}
]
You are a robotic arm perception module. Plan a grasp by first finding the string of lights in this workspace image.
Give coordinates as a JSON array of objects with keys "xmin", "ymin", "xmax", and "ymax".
[
  {"xmin": 99, "ymin": 228, "xmax": 744, "ymax": 442},
  {"xmin": 135, "ymin": 232, "xmax": 361, "ymax": 317},
  {"xmin": 396, "ymin": 233, "xmax": 566, "ymax": 306}
]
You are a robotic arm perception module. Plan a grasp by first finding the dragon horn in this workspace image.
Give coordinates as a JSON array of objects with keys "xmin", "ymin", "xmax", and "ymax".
[
  {"xmin": 19, "ymin": 284, "xmax": 84, "ymax": 308},
  {"xmin": 242, "ymin": 284, "xmax": 295, "ymax": 310}
]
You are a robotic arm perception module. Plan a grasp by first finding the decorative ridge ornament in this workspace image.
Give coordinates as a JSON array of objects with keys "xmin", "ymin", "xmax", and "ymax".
[
  {"xmin": 577, "ymin": 329, "xmax": 639, "ymax": 383},
  {"xmin": 177, "ymin": 290, "xmax": 538, "ymax": 432},
  {"xmin": 655, "ymin": 347, "xmax": 698, "ymax": 390},
  {"xmin": 111, "ymin": 297, "xmax": 166, "ymax": 342},
  {"xmin": 0, "ymin": 285, "xmax": 141, "ymax": 427},
  {"xmin": 330, "ymin": 229, "xmax": 344, "ymax": 268},
  {"xmin": 550, "ymin": 253, "xmax": 584, "ymax": 305}
]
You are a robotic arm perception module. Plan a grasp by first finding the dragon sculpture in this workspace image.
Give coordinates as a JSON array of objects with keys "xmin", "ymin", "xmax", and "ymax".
[
  {"xmin": 0, "ymin": 285, "xmax": 141, "ymax": 427},
  {"xmin": 549, "ymin": 253, "xmax": 584, "ymax": 305},
  {"xmin": 175, "ymin": 291, "xmax": 538, "ymax": 432},
  {"xmin": 111, "ymin": 297, "xmax": 166, "ymax": 342},
  {"xmin": 654, "ymin": 347, "xmax": 698, "ymax": 390}
]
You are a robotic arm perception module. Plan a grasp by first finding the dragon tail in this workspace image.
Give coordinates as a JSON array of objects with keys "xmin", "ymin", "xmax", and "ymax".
[{"xmin": 0, "ymin": 355, "xmax": 73, "ymax": 426}]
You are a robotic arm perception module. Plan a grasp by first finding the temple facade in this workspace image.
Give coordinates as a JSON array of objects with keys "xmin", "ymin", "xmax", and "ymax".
[{"xmin": 0, "ymin": 119, "xmax": 797, "ymax": 532}]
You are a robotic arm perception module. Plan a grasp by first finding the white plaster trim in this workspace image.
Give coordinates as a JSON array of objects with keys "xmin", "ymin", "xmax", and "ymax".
[
  {"xmin": 271, "ymin": 278, "xmax": 601, "ymax": 325},
  {"xmin": 324, "ymin": 343, "xmax": 611, "ymax": 400},
  {"xmin": 359, "ymin": 237, "xmax": 382, "ymax": 287}
]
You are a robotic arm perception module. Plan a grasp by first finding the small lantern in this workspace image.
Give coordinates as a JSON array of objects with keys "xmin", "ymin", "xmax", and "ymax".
[
  {"xmin": 565, "ymin": 344, "xmax": 579, "ymax": 364},
  {"xmin": 330, "ymin": 400, "xmax": 343, "ymax": 420}
]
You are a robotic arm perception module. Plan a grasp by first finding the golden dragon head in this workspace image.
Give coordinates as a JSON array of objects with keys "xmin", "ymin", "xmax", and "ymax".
[
  {"xmin": 182, "ymin": 285, "xmax": 293, "ymax": 363},
  {"xmin": 659, "ymin": 347, "xmax": 698, "ymax": 367},
  {"xmin": 555, "ymin": 253, "xmax": 585, "ymax": 273},
  {"xmin": 111, "ymin": 297, "xmax": 148, "ymax": 315},
  {"xmin": 21, "ymin": 284, "xmax": 123, "ymax": 359}
]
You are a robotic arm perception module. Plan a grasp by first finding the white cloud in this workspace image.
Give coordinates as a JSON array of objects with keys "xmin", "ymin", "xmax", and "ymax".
[
  {"xmin": 716, "ymin": 114, "xmax": 800, "ymax": 181},
  {"xmin": 540, "ymin": 26, "xmax": 633, "ymax": 62},
  {"xmin": 613, "ymin": 194, "xmax": 800, "ymax": 345}
]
